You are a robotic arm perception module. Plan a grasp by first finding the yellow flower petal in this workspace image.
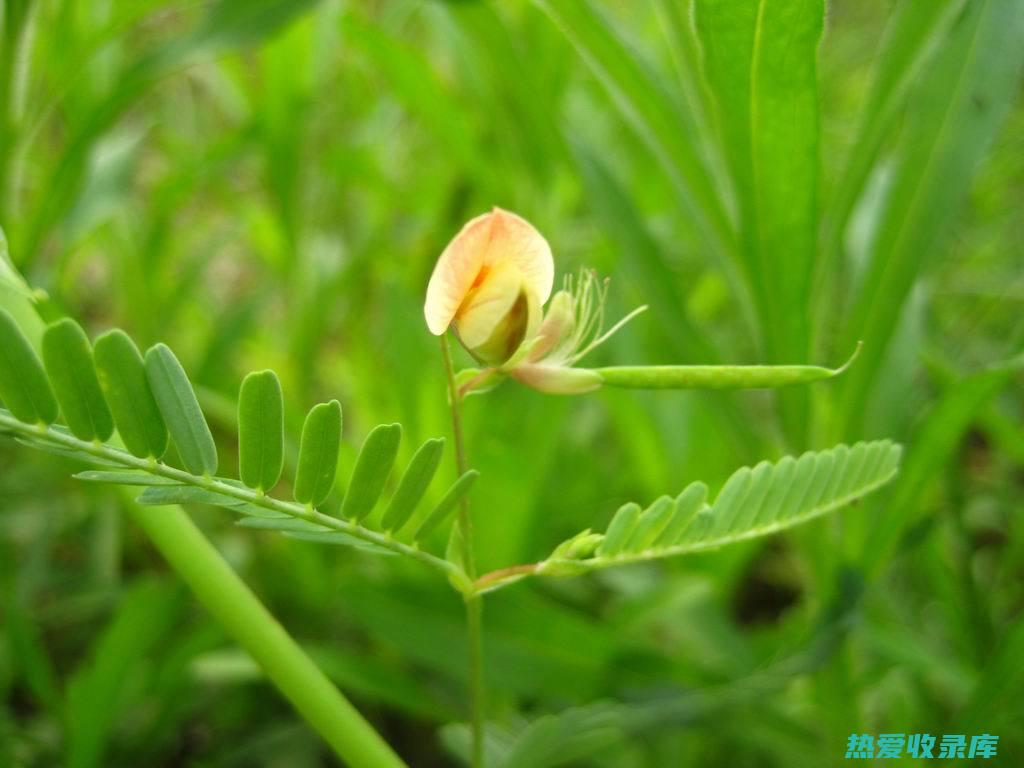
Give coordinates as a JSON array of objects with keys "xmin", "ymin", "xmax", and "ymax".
[
  {"xmin": 424, "ymin": 208, "xmax": 553, "ymax": 336},
  {"xmin": 455, "ymin": 260, "xmax": 526, "ymax": 349}
]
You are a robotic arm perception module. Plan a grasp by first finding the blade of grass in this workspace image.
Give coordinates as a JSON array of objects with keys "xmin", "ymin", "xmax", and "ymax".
[{"xmin": 836, "ymin": 0, "xmax": 1024, "ymax": 436}]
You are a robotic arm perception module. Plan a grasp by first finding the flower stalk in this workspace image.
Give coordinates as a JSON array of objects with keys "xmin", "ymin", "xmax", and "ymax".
[{"xmin": 440, "ymin": 333, "xmax": 486, "ymax": 768}]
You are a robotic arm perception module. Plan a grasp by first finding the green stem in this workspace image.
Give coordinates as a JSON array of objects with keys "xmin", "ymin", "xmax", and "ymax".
[
  {"xmin": 128, "ymin": 503, "xmax": 408, "ymax": 768},
  {"xmin": 440, "ymin": 334, "xmax": 475, "ymax": 576},
  {"xmin": 465, "ymin": 594, "xmax": 485, "ymax": 768},
  {"xmin": 439, "ymin": 334, "xmax": 486, "ymax": 768}
]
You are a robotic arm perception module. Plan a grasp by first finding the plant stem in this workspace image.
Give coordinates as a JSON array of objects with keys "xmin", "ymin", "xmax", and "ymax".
[
  {"xmin": 440, "ymin": 334, "xmax": 474, "ymax": 576},
  {"xmin": 129, "ymin": 502, "xmax": 408, "ymax": 768},
  {"xmin": 439, "ymin": 334, "xmax": 486, "ymax": 768},
  {"xmin": 465, "ymin": 594, "xmax": 485, "ymax": 768}
]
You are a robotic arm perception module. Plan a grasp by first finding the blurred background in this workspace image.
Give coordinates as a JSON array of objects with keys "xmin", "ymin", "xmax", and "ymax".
[{"xmin": 1, "ymin": 0, "xmax": 1022, "ymax": 766}]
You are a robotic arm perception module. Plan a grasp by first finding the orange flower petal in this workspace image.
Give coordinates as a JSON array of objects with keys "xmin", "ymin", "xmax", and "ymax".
[{"xmin": 424, "ymin": 208, "xmax": 553, "ymax": 335}]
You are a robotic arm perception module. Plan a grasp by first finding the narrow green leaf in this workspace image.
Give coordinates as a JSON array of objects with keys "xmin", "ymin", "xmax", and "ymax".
[
  {"xmin": 144, "ymin": 343, "xmax": 217, "ymax": 475},
  {"xmin": 838, "ymin": 0, "xmax": 1024, "ymax": 433},
  {"xmin": 0, "ymin": 308, "xmax": 58, "ymax": 424},
  {"xmin": 237, "ymin": 370, "xmax": 284, "ymax": 492},
  {"xmin": 824, "ymin": 0, "xmax": 967, "ymax": 263},
  {"xmin": 137, "ymin": 484, "xmax": 242, "ymax": 509},
  {"xmin": 596, "ymin": 502, "xmax": 641, "ymax": 557},
  {"xmin": 863, "ymin": 360, "xmax": 1020, "ymax": 574},
  {"xmin": 282, "ymin": 531, "xmax": 397, "ymax": 555},
  {"xmin": 414, "ymin": 470, "xmax": 479, "ymax": 540},
  {"xmin": 73, "ymin": 470, "xmax": 180, "ymax": 486},
  {"xmin": 293, "ymin": 400, "xmax": 342, "ymax": 506},
  {"xmin": 93, "ymin": 330, "xmax": 168, "ymax": 459},
  {"xmin": 380, "ymin": 438, "xmax": 444, "ymax": 532},
  {"xmin": 694, "ymin": 0, "xmax": 824, "ymax": 442},
  {"xmin": 13, "ymin": 436, "xmax": 120, "ymax": 466},
  {"xmin": 134, "ymin": 483, "xmax": 281, "ymax": 519},
  {"xmin": 41, "ymin": 319, "xmax": 114, "ymax": 442},
  {"xmin": 237, "ymin": 517, "xmax": 330, "ymax": 533},
  {"xmin": 341, "ymin": 423, "xmax": 402, "ymax": 522},
  {"xmin": 530, "ymin": 0, "xmax": 734, "ymax": 266}
]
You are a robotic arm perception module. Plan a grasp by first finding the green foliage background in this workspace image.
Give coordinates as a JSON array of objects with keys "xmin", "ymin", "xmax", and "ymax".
[{"xmin": 1, "ymin": 0, "xmax": 1022, "ymax": 766}]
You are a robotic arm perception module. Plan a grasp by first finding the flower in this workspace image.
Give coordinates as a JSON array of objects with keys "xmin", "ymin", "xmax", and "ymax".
[
  {"xmin": 424, "ymin": 208, "xmax": 554, "ymax": 365},
  {"xmin": 507, "ymin": 270, "xmax": 647, "ymax": 394},
  {"xmin": 425, "ymin": 208, "xmax": 645, "ymax": 394}
]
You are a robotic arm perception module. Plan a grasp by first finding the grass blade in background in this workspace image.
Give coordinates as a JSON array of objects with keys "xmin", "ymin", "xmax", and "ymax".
[
  {"xmin": 530, "ymin": 0, "xmax": 737, "ymax": 280},
  {"xmin": 694, "ymin": 0, "xmax": 824, "ymax": 445},
  {"xmin": 837, "ymin": 0, "xmax": 1024, "ymax": 436},
  {"xmin": 861, "ymin": 357, "xmax": 1022, "ymax": 575},
  {"xmin": 820, "ymin": 0, "xmax": 967, "ymax": 286}
]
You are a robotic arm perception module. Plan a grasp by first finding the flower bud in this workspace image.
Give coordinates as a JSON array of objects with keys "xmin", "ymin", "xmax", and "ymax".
[{"xmin": 527, "ymin": 289, "xmax": 574, "ymax": 363}]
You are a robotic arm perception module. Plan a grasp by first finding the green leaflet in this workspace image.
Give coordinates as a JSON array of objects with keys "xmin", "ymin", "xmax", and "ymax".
[
  {"xmin": 381, "ymin": 438, "xmax": 444, "ymax": 533},
  {"xmin": 73, "ymin": 470, "xmax": 180, "ymax": 486},
  {"xmin": 550, "ymin": 441, "xmax": 901, "ymax": 572},
  {"xmin": 623, "ymin": 496, "xmax": 674, "ymax": 552},
  {"xmin": 282, "ymin": 530, "xmax": 398, "ymax": 556},
  {"xmin": 14, "ymin": 435, "xmax": 120, "ymax": 466},
  {"xmin": 0, "ymin": 308, "xmax": 58, "ymax": 424},
  {"xmin": 136, "ymin": 483, "xmax": 282, "ymax": 519},
  {"xmin": 414, "ymin": 470, "xmax": 479, "ymax": 540},
  {"xmin": 341, "ymin": 423, "xmax": 402, "ymax": 522},
  {"xmin": 596, "ymin": 503, "xmax": 641, "ymax": 557},
  {"xmin": 237, "ymin": 516, "xmax": 331, "ymax": 533},
  {"xmin": 41, "ymin": 319, "xmax": 114, "ymax": 442},
  {"xmin": 137, "ymin": 484, "xmax": 243, "ymax": 509},
  {"xmin": 237, "ymin": 370, "xmax": 284, "ymax": 492},
  {"xmin": 145, "ymin": 343, "xmax": 217, "ymax": 475},
  {"xmin": 653, "ymin": 483, "xmax": 709, "ymax": 547},
  {"xmin": 94, "ymin": 330, "xmax": 168, "ymax": 459},
  {"xmin": 293, "ymin": 400, "xmax": 342, "ymax": 506}
]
